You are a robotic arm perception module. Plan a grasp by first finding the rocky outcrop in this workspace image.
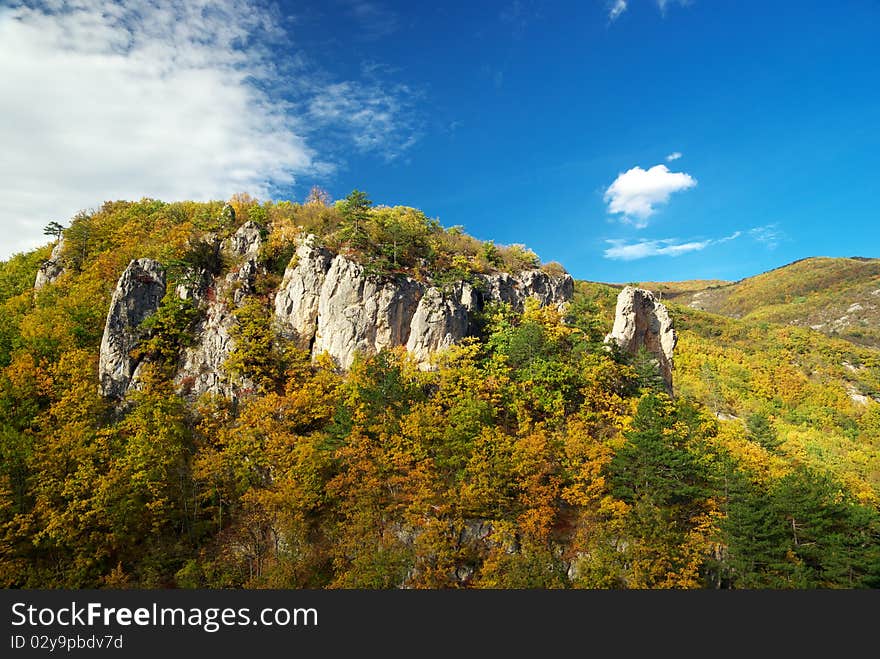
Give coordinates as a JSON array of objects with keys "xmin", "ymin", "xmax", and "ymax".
[
  {"xmin": 174, "ymin": 222, "xmax": 264, "ymax": 398},
  {"xmin": 98, "ymin": 259, "xmax": 166, "ymax": 398},
  {"xmin": 173, "ymin": 291, "xmax": 237, "ymax": 398},
  {"xmin": 312, "ymin": 256, "xmax": 424, "ymax": 370},
  {"xmin": 274, "ymin": 234, "xmax": 333, "ymax": 349},
  {"xmin": 272, "ymin": 234, "xmax": 574, "ymax": 370},
  {"xmin": 100, "ymin": 227, "xmax": 574, "ymax": 398},
  {"xmin": 480, "ymin": 270, "xmax": 573, "ymax": 311},
  {"xmin": 34, "ymin": 237, "xmax": 65, "ymax": 290},
  {"xmin": 405, "ymin": 283, "xmax": 473, "ymax": 367},
  {"xmin": 222, "ymin": 221, "xmax": 263, "ymax": 259},
  {"xmin": 605, "ymin": 286, "xmax": 677, "ymax": 392}
]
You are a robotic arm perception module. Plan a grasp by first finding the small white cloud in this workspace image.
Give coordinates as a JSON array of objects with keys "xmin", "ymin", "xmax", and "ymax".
[
  {"xmin": 604, "ymin": 164, "xmax": 697, "ymax": 228},
  {"xmin": 749, "ymin": 224, "xmax": 784, "ymax": 249},
  {"xmin": 604, "ymin": 231, "xmax": 740, "ymax": 261},
  {"xmin": 609, "ymin": 0, "xmax": 628, "ymax": 21},
  {"xmin": 666, "ymin": 151, "xmax": 682, "ymax": 161}
]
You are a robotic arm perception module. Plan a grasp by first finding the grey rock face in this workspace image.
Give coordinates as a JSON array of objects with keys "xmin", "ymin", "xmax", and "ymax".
[
  {"xmin": 223, "ymin": 221, "xmax": 263, "ymax": 259},
  {"xmin": 312, "ymin": 255, "xmax": 424, "ymax": 369},
  {"xmin": 174, "ymin": 268, "xmax": 212, "ymax": 303},
  {"xmin": 271, "ymin": 236, "xmax": 575, "ymax": 371},
  {"xmin": 512, "ymin": 269, "xmax": 575, "ymax": 308},
  {"xmin": 103, "ymin": 230, "xmax": 576, "ymax": 398},
  {"xmin": 34, "ymin": 237, "xmax": 66, "ymax": 290},
  {"xmin": 406, "ymin": 283, "xmax": 472, "ymax": 368},
  {"xmin": 174, "ymin": 293, "xmax": 237, "ymax": 398},
  {"xmin": 274, "ymin": 235, "xmax": 333, "ymax": 349},
  {"xmin": 479, "ymin": 270, "xmax": 574, "ymax": 311},
  {"xmin": 98, "ymin": 259, "xmax": 166, "ymax": 399},
  {"xmin": 604, "ymin": 286, "xmax": 677, "ymax": 392},
  {"xmin": 174, "ymin": 229, "xmax": 265, "ymax": 399}
]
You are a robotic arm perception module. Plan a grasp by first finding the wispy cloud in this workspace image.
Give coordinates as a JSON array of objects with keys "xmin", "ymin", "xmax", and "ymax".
[
  {"xmin": 307, "ymin": 81, "xmax": 421, "ymax": 160},
  {"xmin": 749, "ymin": 224, "xmax": 785, "ymax": 249},
  {"xmin": 609, "ymin": 0, "xmax": 628, "ymax": 22},
  {"xmin": 344, "ymin": 1, "xmax": 399, "ymax": 40},
  {"xmin": 666, "ymin": 151, "xmax": 683, "ymax": 161},
  {"xmin": 0, "ymin": 1, "xmax": 420, "ymax": 259},
  {"xmin": 604, "ymin": 231, "xmax": 741, "ymax": 261},
  {"xmin": 604, "ymin": 164, "xmax": 697, "ymax": 228},
  {"xmin": 500, "ymin": 0, "xmax": 542, "ymax": 38},
  {"xmin": 610, "ymin": 0, "xmax": 691, "ymax": 22},
  {"xmin": 657, "ymin": 0, "xmax": 692, "ymax": 15}
]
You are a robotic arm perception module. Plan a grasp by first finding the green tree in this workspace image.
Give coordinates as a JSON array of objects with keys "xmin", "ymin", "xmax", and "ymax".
[
  {"xmin": 338, "ymin": 190, "xmax": 373, "ymax": 250},
  {"xmin": 607, "ymin": 394, "xmax": 716, "ymax": 587},
  {"xmin": 632, "ymin": 345, "xmax": 667, "ymax": 394},
  {"xmin": 771, "ymin": 467, "xmax": 880, "ymax": 588},
  {"xmin": 134, "ymin": 291, "xmax": 202, "ymax": 371},
  {"xmin": 43, "ymin": 221, "xmax": 65, "ymax": 242},
  {"xmin": 718, "ymin": 467, "xmax": 790, "ymax": 588},
  {"xmin": 746, "ymin": 412, "xmax": 781, "ymax": 451}
]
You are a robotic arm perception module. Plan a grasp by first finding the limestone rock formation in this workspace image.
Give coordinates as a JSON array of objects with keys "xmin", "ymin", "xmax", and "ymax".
[
  {"xmin": 274, "ymin": 234, "xmax": 333, "ymax": 349},
  {"xmin": 173, "ymin": 293, "xmax": 237, "ymax": 398},
  {"xmin": 174, "ymin": 222, "xmax": 265, "ymax": 398},
  {"xmin": 405, "ymin": 283, "xmax": 473, "ymax": 367},
  {"xmin": 99, "ymin": 227, "xmax": 574, "ymax": 398},
  {"xmin": 34, "ymin": 237, "xmax": 65, "ymax": 290},
  {"xmin": 272, "ymin": 234, "xmax": 574, "ymax": 371},
  {"xmin": 98, "ymin": 259, "xmax": 166, "ymax": 398},
  {"xmin": 605, "ymin": 286, "xmax": 677, "ymax": 392},
  {"xmin": 312, "ymin": 255, "xmax": 424, "ymax": 370},
  {"xmin": 480, "ymin": 270, "xmax": 574, "ymax": 311},
  {"xmin": 222, "ymin": 220, "xmax": 263, "ymax": 259}
]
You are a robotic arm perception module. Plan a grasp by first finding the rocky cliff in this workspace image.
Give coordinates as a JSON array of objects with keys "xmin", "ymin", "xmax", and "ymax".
[
  {"xmin": 273, "ymin": 234, "xmax": 574, "ymax": 371},
  {"xmin": 173, "ymin": 221, "xmax": 264, "ymax": 398},
  {"xmin": 99, "ymin": 229, "xmax": 574, "ymax": 400},
  {"xmin": 605, "ymin": 286, "xmax": 677, "ymax": 392},
  {"xmin": 98, "ymin": 258, "xmax": 166, "ymax": 398}
]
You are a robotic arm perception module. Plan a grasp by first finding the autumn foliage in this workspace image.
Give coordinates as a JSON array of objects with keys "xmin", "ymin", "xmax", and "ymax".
[{"xmin": 1, "ymin": 196, "xmax": 878, "ymax": 589}]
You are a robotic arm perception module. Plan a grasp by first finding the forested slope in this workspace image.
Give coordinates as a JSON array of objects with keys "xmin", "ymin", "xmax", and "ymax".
[{"xmin": 1, "ymin": 194, "xmax": 878, "ymax": 589}]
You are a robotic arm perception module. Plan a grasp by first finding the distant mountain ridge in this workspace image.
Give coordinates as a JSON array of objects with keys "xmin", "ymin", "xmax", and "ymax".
[{"xmin": 632, "ymin": 256, "xmax": 880, "ymax": 350}]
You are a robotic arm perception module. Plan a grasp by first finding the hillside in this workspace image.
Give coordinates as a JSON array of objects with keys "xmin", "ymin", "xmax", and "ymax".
[
  {"xmin": 578, "ymin": 279, "xmax": 880, "ymax": 495},
  {"xmin": 638, "ymin": 257, "xmax": 880, "ymax": 349},
  {"xmin": 1, "ymin": 195, "xmax": 879, "ymax": 591}
]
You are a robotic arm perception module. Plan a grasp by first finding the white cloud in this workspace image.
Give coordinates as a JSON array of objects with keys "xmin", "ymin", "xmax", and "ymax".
[
  {"xmin": 604, "ymin": 164, "xmax": 697, "ymax": 228},
  {"xmin": 0, "ymin": 1, "xmax": 419, "ymax": 259},
  {"xmin": 666, "ymin": 151, "xmax": 682, "ymax": 161},
  {"xmin": 604, "ymin": 231, "xmax": 740, "ymax": 261},
  {"xmin": 749, "ymin": 224, "xmax": 784, "ymax": 249},
  {"xmin": 609, "ymin": 0, "xmax": 628, "ymax": 21}
]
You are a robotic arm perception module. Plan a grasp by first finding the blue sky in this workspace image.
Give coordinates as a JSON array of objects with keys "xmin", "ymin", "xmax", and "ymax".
[{"xmin": 2, "ymin": 1, "xmax": 878, "ymax": 283}]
